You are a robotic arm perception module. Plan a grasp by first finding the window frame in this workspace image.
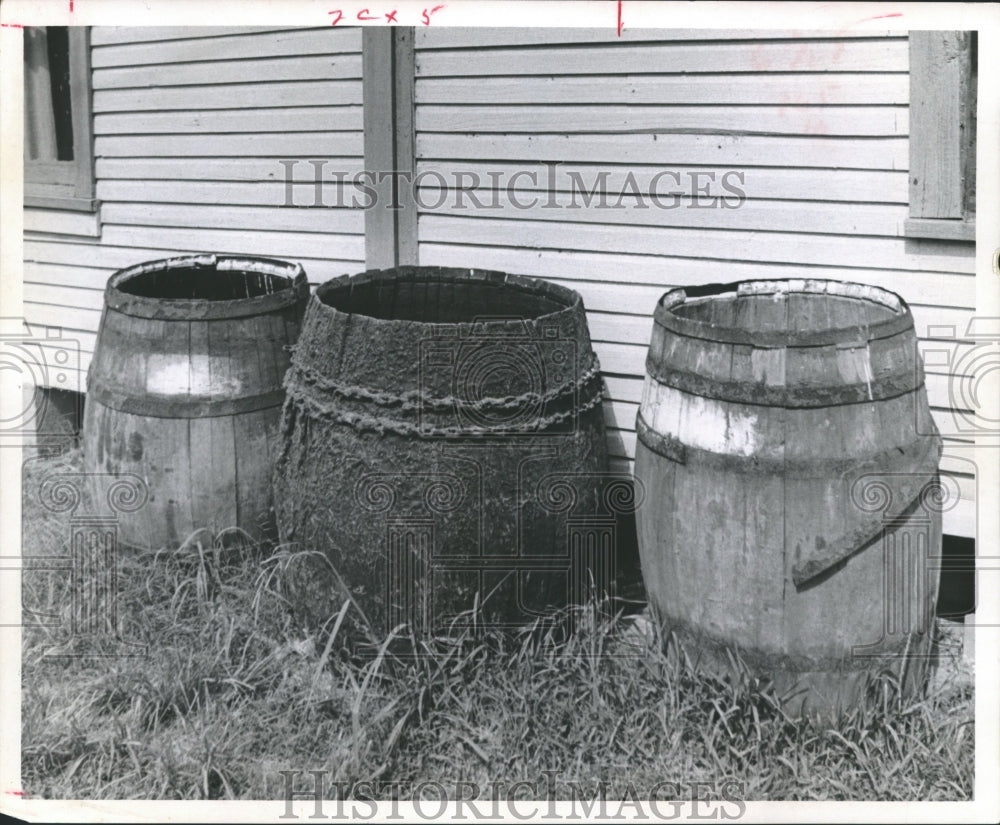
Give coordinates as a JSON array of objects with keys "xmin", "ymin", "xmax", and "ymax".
[
  {"xmin": 23, "ymin": 26, "xmax": 98, "ymax": 213},
  {"xmin": 905, "ymin": 30, "xmax": 976, "ymax": 243}
]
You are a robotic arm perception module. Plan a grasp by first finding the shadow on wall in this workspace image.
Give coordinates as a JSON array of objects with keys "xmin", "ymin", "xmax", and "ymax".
[
  {"xmin": 24, "ymin": 386, "xmax": 83, "ymax": 456},
  {"xmin": 938, "ymin": 536, "xmax": 976, "ymax": 618}
]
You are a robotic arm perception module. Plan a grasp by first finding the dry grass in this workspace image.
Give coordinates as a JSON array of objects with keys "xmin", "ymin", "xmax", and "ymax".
[{"xmin": 20, "ymin": 449, "xmax": 973, "ymax": 801}]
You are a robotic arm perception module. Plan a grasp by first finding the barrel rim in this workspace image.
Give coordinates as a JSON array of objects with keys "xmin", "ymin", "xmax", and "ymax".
[
  {"xmin": 312, "ymin": 265, "xmax": 584, "ymax": 329},
  {"xmin": 654, "ymin": 278, "xmax": 914, "ymax": 348},
  {"xmin": 105, "ymin": 253, "xmax": 309, "ymax": 320}
]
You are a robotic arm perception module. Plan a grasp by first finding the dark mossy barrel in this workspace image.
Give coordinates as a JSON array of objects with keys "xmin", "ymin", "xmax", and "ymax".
[
  {"xmin": 634, "ymin": 279, "xmax": 944, "ymax": 718},
  {"xmin": 82, "ymin": 254, "xmax": 309, "ymax": 548},
  {"xmin": 273, "ymin": 266, "xmax": 633, "ymax": 638}
]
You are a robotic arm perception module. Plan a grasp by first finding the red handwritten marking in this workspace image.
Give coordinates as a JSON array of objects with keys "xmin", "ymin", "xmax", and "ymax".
[
  {"xmin": 1, "ymin": 23, "xmax": 25, "ymax": 27},
  {"xmin": 385, "ymin": 9, "xmax": 398, "ymax": 23},
  {"xmin": 421, "ymin": 4, "xmax": 445, "ymax": 26},
  {"xmin": 617, "ymin": 0, "xmax": 623, "ymax": 37},
  {"xmin": 70, "ymin": 0, "xmax": 74, "ymax": 12},
  {"xmin": 328, "ymin": 9, "xmax": 343, "ymax": 25},
  {"xmin": 357, "ymin": 8, "xmax": 377, "ymax": 20},
  {"xmin": 6, "ymin": 790, "xmax": 24, "ymax": 795},
  {"xmin": 855, "ymin": 12, "xmax": 903, "ymax": 24}
]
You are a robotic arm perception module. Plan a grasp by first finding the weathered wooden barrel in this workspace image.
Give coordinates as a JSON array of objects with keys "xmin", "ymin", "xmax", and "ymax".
[
  {"xmin": 273, "ymin": 266, "xmax": 634, "ymax": 639},
  {"xmin": 82, "ymin": 254, "xmax": 309, "ymax": 548},
  {"xmin": 634, "ymin": 279, "xmax": 944, "ymax": 717}
]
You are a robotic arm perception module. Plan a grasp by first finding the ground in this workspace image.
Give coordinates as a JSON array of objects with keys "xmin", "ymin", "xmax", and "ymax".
[{"xmin": 18, "ymin": 447, "xmax": 974, "ymax": 801}]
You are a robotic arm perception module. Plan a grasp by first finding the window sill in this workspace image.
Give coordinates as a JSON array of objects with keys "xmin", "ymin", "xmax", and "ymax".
[
  {"xmin": 904, "ymin": 218, "xmax": 975, "ymax": 242},
  {"xmin": 24, "ymin": 194, "xmax": 100, "ymax": 213},
  {"xmin": 24, "ymin": 206, "xmax": 102, "ymax": 239}
]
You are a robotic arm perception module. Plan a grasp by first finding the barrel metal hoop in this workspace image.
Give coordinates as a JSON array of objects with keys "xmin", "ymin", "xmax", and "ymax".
[
  {"xmin": 106, "ymin": 255, "xmax": 309, "ymax": 321},
  {"xmin": 634, "ymin": 415, "xmax": 688, "ymax": 465},
  {"xmin": 635, "ymin": 411, "xmax": 940, "ymax": 478},
  {"xmin": 643, "ymin": 360, "xmax": 922, "ymax": 408},
  {"xmin": 89, "ymin": 384, "xmax": 286, "ymax": 419},
  {"xmin": 653, "ymin": 313, "xmax": 915, "ymax": 349}
]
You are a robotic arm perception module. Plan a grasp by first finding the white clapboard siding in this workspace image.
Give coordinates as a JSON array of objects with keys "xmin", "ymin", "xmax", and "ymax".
[
  {"xmin": 414, "ymin": 193, "xmax": 907, "ymax": 236},
  {"xmin": 24, "ymin": 26, "xmax": 365, "ymax": 386},
  {"xmin": 94, "ymin": 107, "xmax": 364, "ymax": 134},
  {"xmin": 90, "ymin": 26, "xmax": 294, "ymax": 47},
  {"xmin": 94, "ymin": 133, "xmax": 362, "ymax": 157},
  {"xmin": 414, "ymin": 162, "xmax": 911, "ymax": 203},
  {"xmin": 416, "ymin": 106, "xmax": 908, "ymax": 137},
  {"xmin": 93, "ymin": 55, "xmax": 363, "ymax": 89},
  {"xmin": 90, "ymin": 26, "xmax": 358, "ymax": 60},
  {"xmin": 94, "ymin": 81, "xmax": 363, "ymax": 112},
  {"xmin": 413, "ymin": 29, "xmax": 977, "ymax": 536},
  {"xmin": 416, "ymin": 74, "xmax": 909, "ymax": 106},
  {"xmin": 416, "ymin": 39, "xmax": 908, "ymax": 76},
  {"xmin": 418, "ymin": 133, "xmax": 909, "ymax": 171},
  {"xmin": 418, "ymin": 215, "xmax": 975, "ymax": 274},
  {"xmin": 97, "ymin": 181, "xmax": 368, "ymax": 209},
  {"xmin": 416, "ymin": 244, "xmax": 975, "ymax": 308},
  {"xmin": 96, "ymin": 157, "xmax": 365, "ymax": 182},
  {"xmin": 99, "ymin": 203, "xmax": 365, "ymax": 235}
]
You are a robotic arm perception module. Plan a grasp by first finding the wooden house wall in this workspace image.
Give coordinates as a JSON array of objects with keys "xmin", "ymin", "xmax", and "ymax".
[
  {"xmin": 23, "ymin": 25, "xmax": 365, "ymax": 380},
  {"xmin": 21, "ymin": 26, "xmax": 978, "ymax": 535},
  {"xmin": 412, "ymin": 28, "xmax": 977, "ymax": 534}
]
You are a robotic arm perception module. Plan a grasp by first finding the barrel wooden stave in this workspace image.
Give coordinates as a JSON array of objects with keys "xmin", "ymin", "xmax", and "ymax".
[
  {"xmin": 635, "ymin": 279, "xmax": 942, "ymax": 718},
  {"xmin": 82, "ymin": 255, "xmax": 308, "ymax": 549}
]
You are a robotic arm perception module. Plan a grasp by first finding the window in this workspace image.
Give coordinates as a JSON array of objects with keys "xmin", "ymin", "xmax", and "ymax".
[
  {"xmin": 24, "ymin": 26, "xmax": 97, "ymax": 212},
  {"xmin": 905, "ymin": 31, "xmax": 976, "ymax": 242}
]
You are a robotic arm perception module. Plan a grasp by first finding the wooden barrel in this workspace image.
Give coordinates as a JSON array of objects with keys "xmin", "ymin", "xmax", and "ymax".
[
  {"xmin": 82, "ymin": 254, "xmax": 309, "ymax": 548},
  {"xmin": 273, "ymin": 266, "xmax": 634, "ymax": 639},
  {"xmin": 634, "ymin": 279, "xmax": 944, "ymax": 718}
]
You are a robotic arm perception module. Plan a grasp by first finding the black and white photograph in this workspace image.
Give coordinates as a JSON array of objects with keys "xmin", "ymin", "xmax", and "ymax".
[{"xmin": 1, "ymin": 0, "xmax": 997, "ymax": 821}]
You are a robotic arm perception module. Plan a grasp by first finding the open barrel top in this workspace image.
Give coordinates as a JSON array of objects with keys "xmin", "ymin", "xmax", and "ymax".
[
  {"xmin": 313, "ymin": 266, "xmax": 584, "ymax": 329},
  {"xmin": 105, "ymin": 253, "xmax": 309, "ymax": 321},
  {"xmin": 82, "ymin": 253, "xmax": 309, "ymax": 548},
  {"xmin": 291, "ymin": 266, "xmax": 602, "ymax": 411},
  {"xmin": 654, "ymin": 279, "xmax": 914, "ymax": 349}
]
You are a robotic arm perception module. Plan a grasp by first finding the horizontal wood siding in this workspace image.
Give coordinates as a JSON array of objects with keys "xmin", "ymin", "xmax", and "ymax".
[
  {"xmin": 413, "ymin": 28, "xmax": 977, "ymax": 535},
  {"xmin": 24, "ymin": 26, "xmax": 365, "ymax": 381}
]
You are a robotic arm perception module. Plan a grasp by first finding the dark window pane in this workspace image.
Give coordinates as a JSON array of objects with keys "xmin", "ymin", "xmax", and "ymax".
[{"xmin": 45, "ymin": 26, "xmax": 74, "ymax": 161}]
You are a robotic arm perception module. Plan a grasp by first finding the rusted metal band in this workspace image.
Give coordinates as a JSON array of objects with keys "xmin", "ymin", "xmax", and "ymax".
[
  {"xmin": 635, "ymin": 414, "xmax": 688, "ymax": 465},
  {"xmin": 88, "ymin": 383, "xmax": 286, "ymax": 419},
  {"xmin": 106, "ymin": 254, "xmax": 310, "ymax": 321},
  {"xmin": 635, "ymin": 411, "xmax": 940, "ymax": 478},
  {"xmin": 653, "ymin": 279, "xmax": 914, "ymax": 348},
  {"xmin": 644, "ymin": 359, "xmax": 922, "ymax": 408}
]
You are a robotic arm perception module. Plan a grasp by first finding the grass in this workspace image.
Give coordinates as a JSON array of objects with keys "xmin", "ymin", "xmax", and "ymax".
[{"xmin": 19, "ymin": 448, "xmax": 974, "ymax": 801}]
